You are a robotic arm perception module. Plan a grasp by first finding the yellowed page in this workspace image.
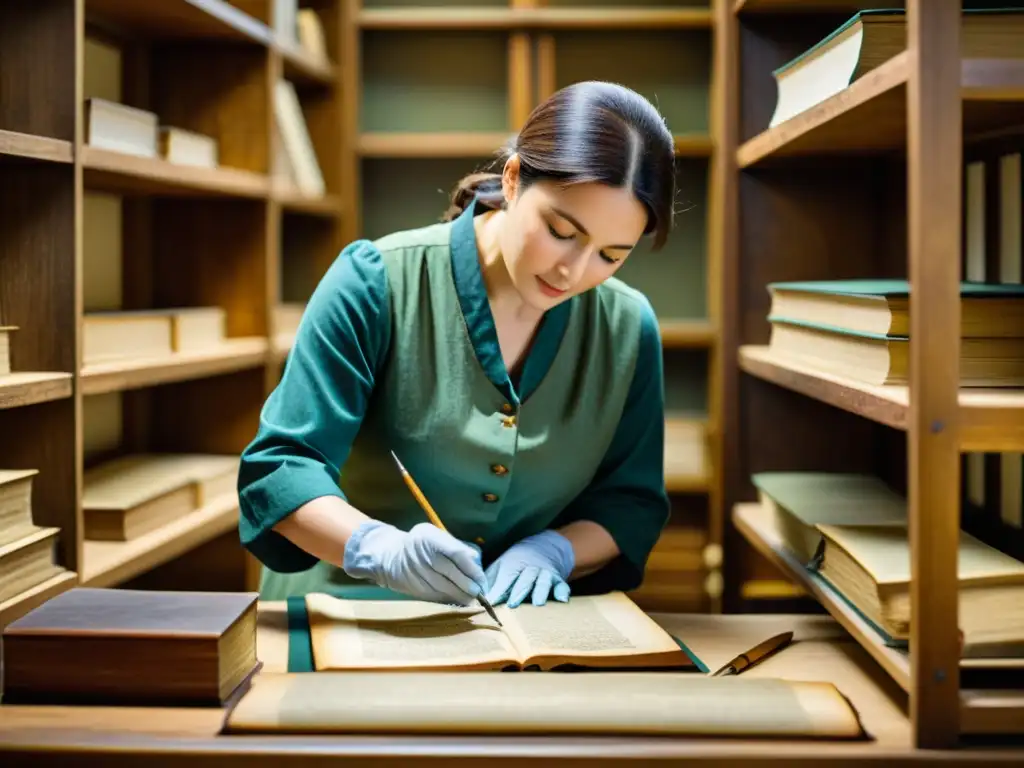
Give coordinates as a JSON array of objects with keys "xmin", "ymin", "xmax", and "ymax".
[
  {"xmin": 818, "ymin": 524, "xmax": 1024, "ymax": 588},
  {"xmin": 306, "ymin": 594, "xmax": 521, "ymax": 671},
  {"xmin": 225, "ymin": 671, "xmax": 865, "ymax": 739},
  {"xmin": 497, "ymin": 591, "xmax": 690, "ymax": 666}
]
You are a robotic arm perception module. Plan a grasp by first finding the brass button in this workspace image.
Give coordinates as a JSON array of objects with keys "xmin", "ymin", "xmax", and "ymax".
[
  {"xmin": 502, "ymin": 415, "xmax": 516, "ymax": 428},
  {"xmin": 501, "ymin": 403, "xmax": 514, "ymax": 415},
  {"xmin": 475, "ymin": 536, "xmax": 485, "ymax": 545},
  {"xmin": 482, "ymin": 492, "xmax": 499, "ymax": 503},
  {"xmin": 491, "ymin": 464, "xmax": 508, "ymax": 476}
]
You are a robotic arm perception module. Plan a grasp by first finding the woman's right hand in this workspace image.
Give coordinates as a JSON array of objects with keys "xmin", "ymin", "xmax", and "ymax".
[{"xmin": 342, "ymin": 520, "xmax": 488, "ymax": 605}]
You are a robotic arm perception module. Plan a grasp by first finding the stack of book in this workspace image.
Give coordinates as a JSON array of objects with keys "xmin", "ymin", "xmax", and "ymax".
[
  {"xmin": 0, "ymin": 470, "xmax": 70, "ymax": 608},
  {"xmin": 764, "ymin": 279, "xmax": 1024, "ymax": 386},
  {"xmin": 754, "ymin": 471, "xmax": 1024, "ymax": 659},
  {"xmin": 2, "ymin": 587, "xmax": 260, "ymax": 706}
]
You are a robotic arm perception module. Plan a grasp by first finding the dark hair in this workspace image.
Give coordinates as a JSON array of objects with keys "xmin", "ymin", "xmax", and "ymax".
[{"xmin": 442, "ymin": 81, "xmax": 677, "ymax": 250}]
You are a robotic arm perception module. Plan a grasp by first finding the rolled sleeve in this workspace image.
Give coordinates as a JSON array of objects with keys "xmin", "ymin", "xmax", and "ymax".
[
  {"xmin": 554, "ymin": 297, "xmax": 670, "ymax": 594},
  {"xmin": 238, "ymin": 240, "xmax": 391, "ymax": 572}
]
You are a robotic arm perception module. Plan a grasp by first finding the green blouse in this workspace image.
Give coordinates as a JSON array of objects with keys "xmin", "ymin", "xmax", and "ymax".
[{"xmin": 238, "ymin": 199, "xmax": 671, "ymax": 601}]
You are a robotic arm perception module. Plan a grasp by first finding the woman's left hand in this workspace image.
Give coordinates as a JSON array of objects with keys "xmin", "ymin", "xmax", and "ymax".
[{"xmin": 484, "ymin": 530, "xmax": 575, "ymax": 608}]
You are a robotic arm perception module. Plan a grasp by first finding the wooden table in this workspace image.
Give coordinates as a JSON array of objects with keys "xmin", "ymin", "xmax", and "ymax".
[{"xmin": 0, "ymin": 603, "xmax": 1022, "ymax": 766}]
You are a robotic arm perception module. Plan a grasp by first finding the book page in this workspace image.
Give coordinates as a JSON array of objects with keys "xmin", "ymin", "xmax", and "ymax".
[
  {"xmin": 225, "ymin": 671, "xmax": 865, "ymax": 740},
  {"xmin": 306, "ymin": 594, "xmax": 520, "ymax": 671},
  {"xmin": 498, "ymin": 592, "xmax": 684, "ymax": 662}
]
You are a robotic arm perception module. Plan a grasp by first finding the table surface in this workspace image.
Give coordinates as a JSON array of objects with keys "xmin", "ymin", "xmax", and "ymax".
[{"xmin": 0, "ymin": 602, "xmax": 1022, "ymax": 766}]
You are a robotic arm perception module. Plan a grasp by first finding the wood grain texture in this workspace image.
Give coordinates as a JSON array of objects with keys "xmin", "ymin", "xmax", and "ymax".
[{"xmin": 905, "ymin": 0, "xmax": 962, "ymax": 748}]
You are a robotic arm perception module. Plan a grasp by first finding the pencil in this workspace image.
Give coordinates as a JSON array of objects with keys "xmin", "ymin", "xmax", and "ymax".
[{"xmin": 389, "ymin": 450, "xmax": 503, "ymax": 627}]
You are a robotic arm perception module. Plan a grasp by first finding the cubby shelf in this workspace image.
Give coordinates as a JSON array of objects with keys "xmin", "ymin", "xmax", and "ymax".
[
  {"xmin": 737, "ymin": 52, "xmax": 1024, "ymax": 168},
  {"xmin": 721, "ymin": 0, "xmax": 1024, "ymax": 747},
  {"xmin": 0, "ymin": 373, "xmax": 74, "ymax": 411},
  {"xmin": 80, "ymin": 338, "xmax": 270, "ymax": 396},
  {"xmin": 80, "ymin": 492, "xmax": 240, "ymax": 588},
  {"xmin": 739, "ymin": 345, "xmax": 1024, "ymax": 452},
  {"xmin": 356, "ymin": 7, "xmax": 715, "ymax": 31},
  {"xmin": 0, "ymin": 130, "xmax": 73, "ymax": 164}
]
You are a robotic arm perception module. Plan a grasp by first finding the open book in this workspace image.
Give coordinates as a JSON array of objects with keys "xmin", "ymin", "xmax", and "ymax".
[{"xmin": 306, "ymin": 591, "xmax": 697, "ymax": 672}]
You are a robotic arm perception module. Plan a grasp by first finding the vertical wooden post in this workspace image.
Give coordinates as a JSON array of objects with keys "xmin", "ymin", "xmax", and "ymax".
[
  {"xmin": 339, "ymin": 0, "xmax": 362, "ymax": 246},
  {"xmin": 710, "ymin": 0, "xmax": 741, "ymax": 614},
  {"xmin": 906, "ymin": 0, "xmax": 963, "ymax": 747}
]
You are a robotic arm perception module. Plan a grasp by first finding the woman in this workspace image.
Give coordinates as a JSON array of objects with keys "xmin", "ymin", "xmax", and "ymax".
[{"xmin": 238, "ymin": 80, "xmax": 677, "ymax": 610}]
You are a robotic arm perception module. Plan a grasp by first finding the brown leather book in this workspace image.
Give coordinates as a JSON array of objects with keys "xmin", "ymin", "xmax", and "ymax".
[{"xmin": 1, "ymin": 587, "xmax": 260, "ymax": 707}]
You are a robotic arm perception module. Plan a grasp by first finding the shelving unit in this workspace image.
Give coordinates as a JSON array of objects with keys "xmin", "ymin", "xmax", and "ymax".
[
  {"xmin": 719, "ymin": 0, "xmax": 1024, "ymax": 747},
  {"xmin": 0, "ymin": 0, "xmax": 347, "ymax": 626}
]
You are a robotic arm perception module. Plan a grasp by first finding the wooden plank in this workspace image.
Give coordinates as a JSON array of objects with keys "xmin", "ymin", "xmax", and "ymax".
[
  {"xmin": 0, "ymin": 570, "xmax": 78, "ymax": 630},
  {"xmin": 85, "ymin": 0, "xmax": 272, "ymax": 44},
  {"xmin": 273, "ymin": 189, "xmax": 342, "ymax": 218},
  {"xmin": 0, "ymin": 130, "xmax": 72, "ymax": 163},
  {"xmin": 357, "ymin": 8, "xmax": 714, "ymax": 30},
  {"xmin": 357, "ymin": 132, "xmax": 512, "ymax": 158},
  {"xmin": 80, "ymin": 337, "xmax": 269, "ymax": 395},
  {"xmin": 739, "ymin": 345, "xmax": 1024, "ymax": 452},
  {"xmin": 82, "ymin": 146, "xmax": 270, "ymax": 198},
  {"xmin": 0, "ymin": 372, "xmax": 73, "ymax": 410},
  {"xmin": 905, "ymin": 0, "xmax": 962, "ymax": 748},
  {"xmin": 736, "ymin": 0, "xmax": 902, "ymax": 12},
  {"xmin": 732, "ymin": 502, "xmax": 913, "ymax": 690},
  {"xmin": 674, "ymin": 134, "xmax": 715, "ymax": 156}
]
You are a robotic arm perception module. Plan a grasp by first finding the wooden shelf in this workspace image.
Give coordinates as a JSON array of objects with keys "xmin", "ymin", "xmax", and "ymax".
[
  {"xmin": 737, "ymin": 52, "xmax": 1024, "ymax": 168},
  {"xmin": 734, "ymin": 502, "xmax": 1024, "ymax": 736},
  {"xmin": 81, "ymin": 493, "xmax": 240, "ymax": 587},
  {"xmin": 82, "ymin": 146, "xmax": 270, "ymax": 198},
  {"xmin": 80, "ymin": 337, "xmax": 269, "ymax": 396},
  {"xmin": 732, "ymin": 501, "xmax": 913, "ymax": 690},
  {"xmin": 660, "ymin": 319, "xmax": 716, "ymax": 348},
  {"xmin": 0, "ymin": 570, "xmax": 77, "ymax": 629},
  {"xmin": 279, "ymin": 44, "xmax": 336, "ymax": 87},
  {"xmin": 0, "ymin": 372, "xmax": 73, "ymax": 410},
  {"xmin": 735, "ymin": 0, "xmax": 895, "ymax": 12},
  {"xmin": 739, "ymin": 345, "xmax": 1024, "ymax": 452},
  {"xmin": 274, "ymin": 188, "xmax": 342, "ymax": 217},
  {"xmin": 358, "ymin": 131, "xmax": 511, "ymax": 158},
  {"xmin": 357, "ymin": 8, "xmax": 714, "ymax": 30},
  {"xmin": 0, "ymin": 129, "xmax": 72, "ymax": 164},
  {"xmin": 85, "ymin": 0, "xmax": 272, "ymax": 44},
  {"xmin": 664, "ymin": 417, "xmax": 710, "ymax": 494}
]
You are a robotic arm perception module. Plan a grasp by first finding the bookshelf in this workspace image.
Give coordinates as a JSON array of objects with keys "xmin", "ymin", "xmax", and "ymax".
[
  {"xmin": 331, "ymin": 0, "xmax": 725, "ymax": 615},
  {"xmin": 720, "ymin": 0, "xmax": 1024, "ymax": 747},
  {"xmin": 0, "ymin": 0, "xmax": 346, "ymax": 626}
]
